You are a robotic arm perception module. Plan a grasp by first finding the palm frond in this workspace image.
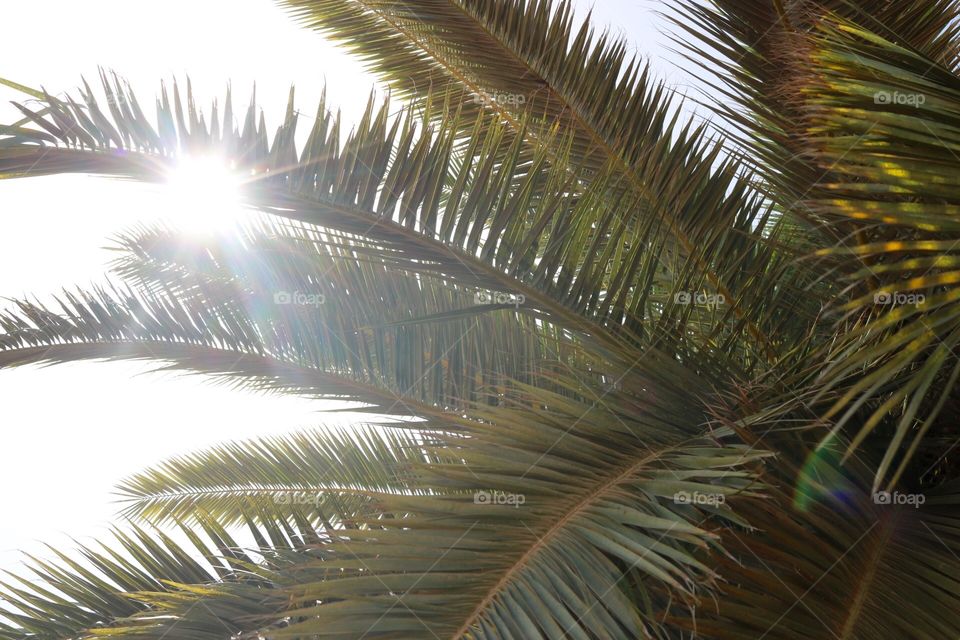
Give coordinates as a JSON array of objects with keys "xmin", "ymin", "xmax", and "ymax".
[
  {"xmin": 797, "ymin": 18, "xmax": 960, "ymax": 489},
  {"xmin": 0, "ymin": 518, "xmax": 289, "ymax": 640},
  {"xmin": 0, "ymin": 282, "xmax": 457, "ymax": 416},
  {"xmin": 3, "ymin": 360, "xmax": 769, "ymax": 638},
  {"xmin": 670, "ymin": 0, "xmax": 960, "ymax": 208},
  {"xmin": 0, "ymin": 72, "xmax": 814, "ymax": 377},
  {"xmin": 666, "ymin": 0, "xmax": 960, "ymax": 488},
  {"xmin": 115, "ymin": 424, "xmax": 447, "ymax": 526},
  {"xmin": 281, "ymin": 0, "xmax": 806, "ymax": 366},
  {"xmin": 107, "ymin": 219, "xmax": 588, "ymax": 403},
  {"xmin": 671, "ymin": 428, "xmax": 960, "ymax": 639}
]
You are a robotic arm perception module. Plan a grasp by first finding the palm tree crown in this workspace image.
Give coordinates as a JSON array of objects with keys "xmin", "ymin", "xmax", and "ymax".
[{"xmin": 2, "ymin": 1, "xmax": 960, "ymax": 638}]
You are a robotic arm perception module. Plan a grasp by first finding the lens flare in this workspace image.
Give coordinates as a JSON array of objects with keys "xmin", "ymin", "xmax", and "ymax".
[
  {"xmin": 162, "ymin": 155, "xmax": 246, "ymax": 235},
  {"xmin": 793, "ymin": 440, "xmax": 858, "ymax": 511}
]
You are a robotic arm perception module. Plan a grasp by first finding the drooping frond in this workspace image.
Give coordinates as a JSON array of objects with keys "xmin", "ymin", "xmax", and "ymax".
[
  {"xmin": 0, "ymin": 281, "xmax": 458, "ymax": 415},
  {"xmin": 116, "ymin": 424, "xmax": 450, "ymax": 526},
  {"xmin": 671, "ymin": 428, "xmax": 960, "ymax": 639},
  {"xmin": 2, "ymin": 358, "xmax": 769, "ymax": 638},
  {"xmin": 671, "ymin": 0, "xmax": 960, "ymax": 211},
  {"xmin": 666, "ymin": 0, "xmax": 960, "ymax": 488},
  {"xmin": 0, "ymin": 518, "xmax": 293, "ymax": 640}
]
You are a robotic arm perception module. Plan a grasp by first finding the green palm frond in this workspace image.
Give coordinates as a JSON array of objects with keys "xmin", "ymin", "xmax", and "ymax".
[
  {"xmin": 797, "ymin": 19, "xmax": 960, "ymax": 489},
  {"xmin": 671, "ymin": 430, "xmax": 960, "ymax": 639},
  {"xmin": 2, "ymin": 360, "xmax": 768, "ymax": 638},
  {"xmin": 280, "ymin": 0, "xmax": 812, "ymax": 366},
  {"xmin": 0, "ymin": 77, "xmax": 608, "ymax": 338},
  {"xmin": 0, "ymin": 518, "xmax": 289, "ymax": 640},
  {"xmin": 0, "ymin": 282, "xmax": 448, "ymax": 415},
  {"xmin": 665, "ymin": 0, "xmax": 960, "ymax": 488},
  {"xmin": 115, "ymin": 424, "xmax": 448, "ymax": 526},
  {"xmin": 0, "ymin": 72, "xmax": 811, "ymax": 377}
]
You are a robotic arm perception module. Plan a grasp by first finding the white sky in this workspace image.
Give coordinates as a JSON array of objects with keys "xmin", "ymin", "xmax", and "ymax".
[{"xmin": 0, "ymin": 0, "xmax": 698, "ymax": 576}]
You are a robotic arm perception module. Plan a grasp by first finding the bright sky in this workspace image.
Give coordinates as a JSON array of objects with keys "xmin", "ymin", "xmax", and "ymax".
[{"xmin": 0, "ymin": 0, "xmax": 698, "ymax": 575}]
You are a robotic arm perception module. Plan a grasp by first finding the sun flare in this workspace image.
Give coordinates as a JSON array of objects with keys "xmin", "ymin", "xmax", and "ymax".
[{"xmin": 162, "ymin": 155, "xmax": 247, "ymax": 235}]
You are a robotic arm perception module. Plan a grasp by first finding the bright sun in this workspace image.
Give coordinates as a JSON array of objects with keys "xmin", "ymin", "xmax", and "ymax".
[{"xmin": 162, "ymin": 155, "xmax": 247, "ymax": 235}]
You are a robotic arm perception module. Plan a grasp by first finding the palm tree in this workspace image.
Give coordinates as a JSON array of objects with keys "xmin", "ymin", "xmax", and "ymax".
[{"xmin": 1, "ymin": 0, "xmax": 960, "ymax": 637}]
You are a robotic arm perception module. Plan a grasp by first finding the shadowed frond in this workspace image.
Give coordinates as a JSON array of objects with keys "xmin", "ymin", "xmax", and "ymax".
[
  {"xmin": 0, "ymin": 518, "xmax": 294, "ymax": 640},
  {"xmin": 671, "ymin": 427, "xmax": 960, "ymax": 639},
  {"xmin": 790, "ymin": 18, "xmax": 960, "ymax": 490},
  {"xmin": 2, "ymin": 359, "xmax": 769, "ymax": 638},
  {"xmin": 667, "ymin": 0, "xmax": 960, "ymax": 488},
  {"xmin": 670, "ymin": 0, "xmax": 960, "ymax": 210}
]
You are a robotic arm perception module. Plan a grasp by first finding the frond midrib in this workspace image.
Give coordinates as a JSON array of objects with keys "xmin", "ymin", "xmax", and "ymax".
[
  {"xmin": 838, "ymin": 511, "xmax": 899, "ymax": 639},
  {"xmin": 123, "ymin": 485, "xmax": 413, "ymax": 501},
  {"xmin": 452, "ymin": 440, "xmax": 685, "ymax": 639},
  {"xmin": 0, "ymin": 340, "xmax": 461, "ymax": 422},
  {"xmin": 396, "ymin": 0, "xmax": 780, "ymax": 363},
  {"xmin": 256, "ymin": 187, "xmax": 627, "ymax": 350}
]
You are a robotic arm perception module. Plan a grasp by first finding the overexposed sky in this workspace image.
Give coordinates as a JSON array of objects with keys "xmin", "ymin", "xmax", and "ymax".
[{"xmin": 0, "ymin": 0, "xmax": 698, "ymax": 574}]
